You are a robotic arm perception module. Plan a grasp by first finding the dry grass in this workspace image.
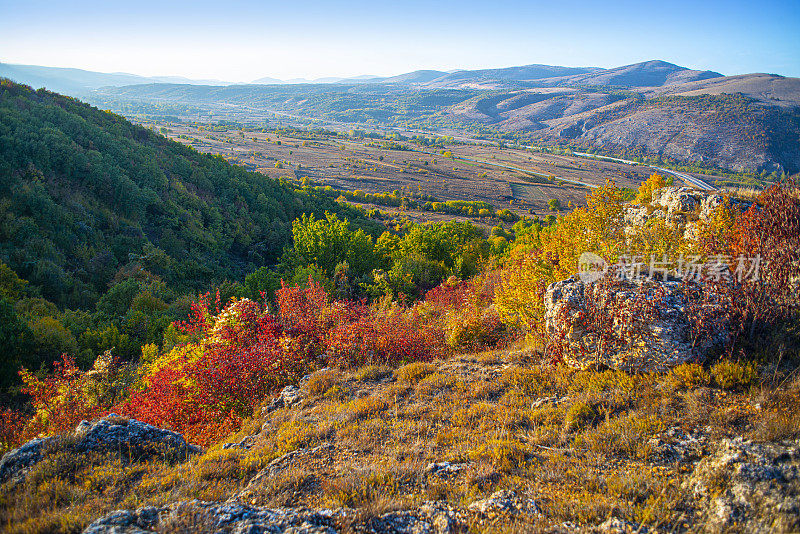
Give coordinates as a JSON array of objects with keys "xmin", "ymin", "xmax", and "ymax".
[{"xmin": 2, "ymin": 353, "xmax": 797, "ymax": 533}]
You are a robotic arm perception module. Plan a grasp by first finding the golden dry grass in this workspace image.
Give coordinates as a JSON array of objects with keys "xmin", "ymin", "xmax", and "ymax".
[{"xmin": 2, "ymin": 348, "xmax": 798, "ymax": 533}]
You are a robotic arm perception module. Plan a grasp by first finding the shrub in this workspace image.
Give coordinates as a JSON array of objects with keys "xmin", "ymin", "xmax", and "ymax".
[
  {"xmin": 19, "ymin": 351, "xmax": 124, "ymax": 439},
  {"xmin": 711, "ymin": 359, "xmax": 756, "ymax": 390},
  {"xmin": 635, "ymin": 173, "xmax": 669, "ymax": 204},
  {"xmin": 670, "ymin": 363, "xmax": 711, "ymax": 389}
]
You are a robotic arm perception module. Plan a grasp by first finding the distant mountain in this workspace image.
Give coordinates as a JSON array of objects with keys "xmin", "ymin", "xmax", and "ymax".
[
  {"xmin": 379, "ymin": 70, "xmax": 449, "ymax": 84},
  {"xmin": 0, "ymin": 63, "xmax": 233, "ymax": 97},
  {"xmin": 547, "ymin": 60, "xmax": 724, "ymax": 88},
  {"xmin": 87, "ymin": 60, "xmax": 800, "ymax": 174}
]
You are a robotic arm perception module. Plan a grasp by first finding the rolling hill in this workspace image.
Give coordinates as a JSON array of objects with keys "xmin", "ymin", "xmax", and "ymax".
[{"xmin": 0, "ymin": 79, "xmax": 366, "ymax": 309}]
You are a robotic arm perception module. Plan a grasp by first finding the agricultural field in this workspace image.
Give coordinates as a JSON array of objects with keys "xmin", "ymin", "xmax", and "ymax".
[{"xmin": 148, "ymin": 120, "xmax": 687, "ymax": 222}]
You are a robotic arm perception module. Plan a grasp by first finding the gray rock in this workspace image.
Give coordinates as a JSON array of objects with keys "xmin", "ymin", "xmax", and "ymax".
[
  {"xmin": 544, "ymin": 277, "xmax": 725, "ymax": 372},
  {"xmin": 367, "ymin": 510, "xmax": 432, "ymax": 534},
  {"xmin": 74, "ymin": 414, "xmax": 201, "ymax": 461},
  {"xmin": 84, "ymin": 501, "xmax": 339, "ymax": 534},
  {"xmin": 264, "ymin": 385, "xmax": 304, "ymax": 413},
  {"xmin": 685, "ymin": 437, "xmax": 800, "ymax": 533},
  {"xmin": 0, "ymin": 436, "xmax": 57, "ymax": 484},
  {"xmin": 467, "ymin": 490, "xmax": 539, "ymax": 516},
  {"xmin": 596, "ymin": 517, "xmax": 649, "ymax": 533},
  {"xmin": 423, "ymin": 461, "xmax": 469, "ymax": 478},
  {"xmin": 651, "ymin": 186, "xmax": 702, "ymax": 215},
  {"xmin": 0, "ymin": 414, "xmax": 200, "ymax": 486}
]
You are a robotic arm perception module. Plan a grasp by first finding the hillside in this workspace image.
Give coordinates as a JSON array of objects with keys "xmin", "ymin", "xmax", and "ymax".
[
  {"xmin": 1, "ymin": 173, "xmax": 798, "ymax": 532},
  {"xmin": 0, "ymin": 79, "xmax": 385, "ymax": 400},
  {"xmin": 0, "ymin": 79, "xmax": 371, "ymax": 308}
]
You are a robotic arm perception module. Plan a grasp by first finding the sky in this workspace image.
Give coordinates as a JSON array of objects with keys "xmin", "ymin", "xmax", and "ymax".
[{"xmin": 1, "ymin": 0, "xmax": 798, "ymax": 81}]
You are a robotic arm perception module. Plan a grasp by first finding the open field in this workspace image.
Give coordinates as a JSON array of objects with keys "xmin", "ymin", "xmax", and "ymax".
[{"xmin": 148, "ymin": 121, "xmax": 678, "ymax": 221}]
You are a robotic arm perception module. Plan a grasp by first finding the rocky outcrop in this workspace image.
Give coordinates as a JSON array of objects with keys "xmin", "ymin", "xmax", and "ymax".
[
  {"xmin": 0, "ymin": 414, "xmax": 200, "ymax": 485},
  {"xmin": 544, "ymin": 277, "xmax": 725, "ymax": 372},
  {"xmin": 0, "ymin": 436, "xmax": 58, "ymax": 485},
  {"xmin": 685, "ymin": 437, "xmax": 800, "ymax": 533},
  {"xmin": 651, "ymin": 186, "xmax": 702, "ymax": 216},
  {"xmin": 83, "ymin": 501, "xmax": 339, "ymax": 534},
  {"xmin": 83, "ymin": 496, "xmax": 540, "ymax": 534}
]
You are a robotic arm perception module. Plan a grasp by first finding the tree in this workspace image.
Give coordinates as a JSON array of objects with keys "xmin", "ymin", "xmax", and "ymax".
[{"xmin": 291, "ymin": 212, "xmax": 378, "ymax": 278}]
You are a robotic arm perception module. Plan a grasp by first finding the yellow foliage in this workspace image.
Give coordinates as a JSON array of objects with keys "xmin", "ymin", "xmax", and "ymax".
[
  {"xmin": 496, "ymin": 181, "xmax": 625, "ymax": 336},
  {"xmin": 635, "ymin": 173, "xmax": 668, "ymax": 204}
]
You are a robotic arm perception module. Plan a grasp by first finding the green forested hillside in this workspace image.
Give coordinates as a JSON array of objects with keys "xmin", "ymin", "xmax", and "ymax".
[
  {"xmin": 0, "ymin": 79, "xmax": 362, "ymax": 308},
  {"xmin": 0, "ymin": 79, "xmax": 377, "ymax": 399}
]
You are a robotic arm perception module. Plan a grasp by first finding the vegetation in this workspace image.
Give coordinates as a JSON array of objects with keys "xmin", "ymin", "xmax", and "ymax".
[{"xmin": 1, "ymin": 80, "xmax": 800, "ymax": 533}]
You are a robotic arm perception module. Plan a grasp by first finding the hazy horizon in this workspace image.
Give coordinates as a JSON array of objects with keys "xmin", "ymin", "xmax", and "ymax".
[{"xmin": 1, "ymin": 0, "xmax": 799, "ymax": 81}]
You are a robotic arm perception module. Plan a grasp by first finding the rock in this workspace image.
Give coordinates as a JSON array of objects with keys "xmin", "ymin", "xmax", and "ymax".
[
  {"xmin": 623, "ymin": 205, "xmax": 649, "ymax": 228},
  {"xmin": 648, "ymin": 426, "xmax": 710, "ymax": 464},
  {"xmin": 367, "ymin": 510, "xmax": 432, "ymax": 534},
  {"xmin": 83, "ymin": 507, "xmax": 160, "ymax": 534},
  {"xmin": 0, "ymin": 436, "xmax": 57, "ymax": 485},
  {"xmin": 651, "ymin": 186, "xmax": 702, "ymax": 215},
  {"xmin": 424, "ymin": 461, "xmax": 469, "ymax": 478},
  {"xmin": 265, "ymin": 384, "xmax": 304, "ymax": 413},
  {"xmin": 0, "ymin": 414, "xmax": 200, "ymax": 486},
  {"xmin": 685, "ymin": 437, "xmax": 800, "ymax": 533},
  {"xmin": 467, "ymin": 490, "xmax": 539, "ymax": 517},
  {"xmin": 74, "ymin": 414, "xmax": 201, "ymax": 461},
  {"xmin": 596, "ymin": 517, "xmax": 649, "ymax": 533},
  {"xmin": 84, "ymin": 501, "xmax": 339, "ymax": 534},
  {"xmin": 544, "ymin": 277, "xmax": 725, "ymax": 372},
  {"xmin": 531, "ymin": 396, "xmax": 570, "ymax": 409},
  {"xmin": 700, "ymin": 193, "xmax": 753, "ymax": 221}
]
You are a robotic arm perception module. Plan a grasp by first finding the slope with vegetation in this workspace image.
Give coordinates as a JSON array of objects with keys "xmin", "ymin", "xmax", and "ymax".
[{"xmin": 1, "ymin": 82, "xmax": 800, "ymax": 533}]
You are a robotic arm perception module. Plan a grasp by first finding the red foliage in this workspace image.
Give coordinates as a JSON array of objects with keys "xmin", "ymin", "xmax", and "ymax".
[
  {"xmin": 275, "ymin": 277, "xmax": 329, "ymax": 338},
  {"xmin": 0, "ymin": 408, "xmax": 25, "ymax": 453},
  {"xmin": 122, "ymin": 299, "xmax": 319, "ymax": 445},
  {"xmin": 19, "ymin": 354, "xmax": 114, "ymax": 439},
  {"xmin": 702, "ymin": 184, "xmax": 800, "ymax": 342}
]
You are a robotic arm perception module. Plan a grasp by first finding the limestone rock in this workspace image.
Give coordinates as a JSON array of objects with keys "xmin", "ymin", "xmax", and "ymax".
[
  {"xmin": 0, "ymin": 436, "xmax": 57, "ymax": 485},
  {"xmin": 544, "ymin": 277, "xmax": 725, "ymax": 372},
  {"xmin": 651, "ymin": 186, "xmax": 703, "ymax": 215},
  {"xmin": 84, "ymin": 501, "xmax": 339, "ymax": 534},
  {"xmin": 685, "ymin": 437, "xmax": 800, "ymax": 533},
  {"xmin": 467, "ymin": 490, "xmax": 539, "ymax": 517},
  {"xmin": 0, "ymin": 414, "xmax": 199, "ymax": 486},
  {"xmin": 74, "ymin": 414, "xmax": 201, "ymax": 461}
]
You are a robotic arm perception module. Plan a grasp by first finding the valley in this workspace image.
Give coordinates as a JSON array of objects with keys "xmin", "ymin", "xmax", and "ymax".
[{"xmin": 143, "ymin": 118, "xmax": 712, "ymax": 223}]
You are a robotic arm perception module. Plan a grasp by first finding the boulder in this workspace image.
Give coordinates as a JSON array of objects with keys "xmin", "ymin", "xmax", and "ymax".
[
  {"xmin": 74, "ymin": 414, "xmax": 201, "ymax": 461},
  {"xmin": 0, "ymin": 436, "xmax": 57, "ymax": 485},
  {"xmin": 544, "ymin": 277, "xmax": 725, "ymax": 372},
  {"xmin": 685, "ymin": 437, "xmax": 800, "ymax": 533},
  {"xmin": 651, "ymin": 186, "xmax": 703, "ymax": 215},
  {"xmin": 467, "ymin": 490, "xmax": 539, "ymax": 517},
  {"xmin": 84, "ymin": 501, "xmax": 339, "ymax": 534},
  {"xmin": 0, "ymin": 414, "xmax": 200, "ymax": 485}
]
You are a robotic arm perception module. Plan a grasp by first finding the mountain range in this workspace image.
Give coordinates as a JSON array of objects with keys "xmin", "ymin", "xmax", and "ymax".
[{"xmin": 4, "ymin": 60, "xmax": 799, "ymax": 175}]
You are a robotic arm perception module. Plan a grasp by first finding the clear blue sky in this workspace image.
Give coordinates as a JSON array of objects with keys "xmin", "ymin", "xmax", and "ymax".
[{"xmin": 1, "ymin": 0, "xmax": 798, "ymax": 81}]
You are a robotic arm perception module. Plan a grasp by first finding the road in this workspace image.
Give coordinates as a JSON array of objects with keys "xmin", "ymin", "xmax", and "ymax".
[{"xmin": 572, "ymin": 152, "xmax": 716, "ymax": 191}]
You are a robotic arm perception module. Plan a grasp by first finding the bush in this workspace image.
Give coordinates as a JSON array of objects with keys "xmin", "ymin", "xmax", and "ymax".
[
  {"xmin": 670, "ymin": 363, "xmax": 711, "ymax": 389},
  {"xmin": 711, "ymin": 359, "xmax": 756, "ymax": 390}
]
